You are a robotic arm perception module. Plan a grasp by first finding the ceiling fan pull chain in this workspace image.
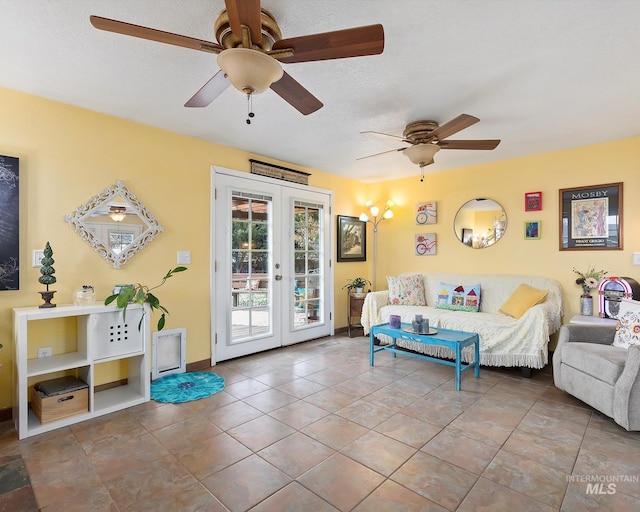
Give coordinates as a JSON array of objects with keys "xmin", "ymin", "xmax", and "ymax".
[
  {"xmin": 420, "ymin": 165, "xmax": 425, "ymax": 182},
  {"xmin": 246, "ymin": 92, "xmax": 255, "ymax": 124}
]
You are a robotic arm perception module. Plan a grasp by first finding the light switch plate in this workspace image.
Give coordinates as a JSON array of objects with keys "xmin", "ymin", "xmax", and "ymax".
[
  {"xmin": 633, "ymin": 252, "xmax": 640, "ymax": 265},
  {"xmin": 32, "ymin": 249, "xmax": 45, "ymax": 267},
  {"xmin": 177, "ymin": 251, "xmax": 191, "ymax": 265}
]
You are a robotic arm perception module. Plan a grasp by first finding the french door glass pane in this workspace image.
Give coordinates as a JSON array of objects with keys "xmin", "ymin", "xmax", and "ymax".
[
  {"xmin": 293, "ymin": 202, "xmax": 323, "ymax": 328},
  {"xmin": 308, "ymin": 210, "xmax": 320, "ymax": 250},
  {"xmin": 110, "ymin": 231, "xmax": 134, "ymax": 254},
  {"xmin": 231, "ymin": 193, "xmax": 271, "ymax": 341}
]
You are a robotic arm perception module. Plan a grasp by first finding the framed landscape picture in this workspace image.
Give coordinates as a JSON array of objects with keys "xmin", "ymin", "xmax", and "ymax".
[
  {"xmin": 337, "ymin": 215, "xmax": 366, "ymax": 262},
  {"xmin": 559, "ymin": 182, "xmax": 622, "ymax": 250}
]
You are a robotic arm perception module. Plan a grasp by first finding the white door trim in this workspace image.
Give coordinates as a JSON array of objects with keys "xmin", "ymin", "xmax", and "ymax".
[{"xmin": 210, "ymin": 165, "xmax": 334, "ymax": 363}]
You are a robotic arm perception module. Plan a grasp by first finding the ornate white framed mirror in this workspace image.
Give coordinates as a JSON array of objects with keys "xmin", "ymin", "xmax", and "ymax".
[
  {"xmin": 65, "ymin": 180, "xmax": 164, "ymax": 268},
  {"xmin": 453, "ymin": 198, "xmax": 507, "ymax": 249}
]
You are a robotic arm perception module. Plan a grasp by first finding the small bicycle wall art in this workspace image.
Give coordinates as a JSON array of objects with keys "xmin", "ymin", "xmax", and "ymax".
[{"xmin": 415, "ymin": 233, "xmax": 437, "ymax": 255}]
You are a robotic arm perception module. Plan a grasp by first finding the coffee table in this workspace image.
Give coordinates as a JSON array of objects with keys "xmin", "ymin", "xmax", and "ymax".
[{"xmin": 370, "ymin": 322, "xmax": 480, "ymax": 390}]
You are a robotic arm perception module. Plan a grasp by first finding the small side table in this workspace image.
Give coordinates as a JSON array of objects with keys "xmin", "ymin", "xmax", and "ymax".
[
  {"xmin": 569, "ymin": 315, "xmax": 617, "ymax": 326},
  {"xmin": 347, "ymin": 292, "xmax": 367, "ymax": 337}
]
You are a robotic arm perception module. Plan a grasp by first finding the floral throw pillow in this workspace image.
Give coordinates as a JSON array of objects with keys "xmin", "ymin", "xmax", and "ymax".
[
  {"xmin": 613, "ymin": 299, "xmax": 640, "ymax": 349},
  {"xmin": 387, "ymin": 275, "xmax": 426, "ymax": 306},
  {"xmin": 435, "ymin": 283, "xmax": 481, "ymax": 312}
]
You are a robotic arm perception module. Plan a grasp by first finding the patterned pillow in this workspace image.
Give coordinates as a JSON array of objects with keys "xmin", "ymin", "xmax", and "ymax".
[
  {"xmin": 387, "ymin": 275, "xmax": 426, "ymax": 306},
  {"xmin": 435, "ymin": 283, "xmax": 481, "ymax": 312},
  {"xmin": 245, "ymin": 279, "xmax": 261, "ymax": 290},
  {"xmin": 613, "ymin": 299, "xmax": 640, "ymax": 349}
]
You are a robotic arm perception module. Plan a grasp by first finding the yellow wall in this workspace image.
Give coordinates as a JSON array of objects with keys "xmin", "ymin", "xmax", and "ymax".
[
  {"xmin": 0, "ymin": 86, "xmax": 363, "ymax": 408},
  {"xmin": 1, "ymin": 84, "xmax": 639, "ymax": 411},
  {"xmin": 366, "ymin": 137, "xmax": 640, "ymax": 324}
]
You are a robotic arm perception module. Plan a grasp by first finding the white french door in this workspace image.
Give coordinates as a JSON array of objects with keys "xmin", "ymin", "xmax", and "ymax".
[{"xmin": 212, "ymin": 167, "xmax": 333, "ymax": 362}]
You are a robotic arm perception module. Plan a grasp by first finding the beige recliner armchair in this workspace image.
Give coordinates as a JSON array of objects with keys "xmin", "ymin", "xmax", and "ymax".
[{"xmin": 553, "ymin": 324, "xmax": 640, "ymax": 431}]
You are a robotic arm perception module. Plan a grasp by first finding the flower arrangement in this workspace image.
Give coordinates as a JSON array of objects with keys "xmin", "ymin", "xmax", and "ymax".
[{"xmin": 573, "ymin": 266, "xmax": 607, "ymax": 296}]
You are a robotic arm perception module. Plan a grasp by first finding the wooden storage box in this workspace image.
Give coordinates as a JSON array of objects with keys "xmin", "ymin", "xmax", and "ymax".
[{"xmin": 31, "ymin": 377, "xmax": 89, "ymax": 424}]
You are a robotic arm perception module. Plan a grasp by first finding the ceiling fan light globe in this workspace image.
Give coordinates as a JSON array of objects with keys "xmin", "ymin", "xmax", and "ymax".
[
  {"xmin": 108, "ymin": 205, "xmax": 127, "ymax": 222},
  {"xmin": 403, "ymin": 144, "xmax": 441, "ymax": 166},
  {"xmin": 217, "ymin": 48, "xmax": 283, "ymax": 94}
]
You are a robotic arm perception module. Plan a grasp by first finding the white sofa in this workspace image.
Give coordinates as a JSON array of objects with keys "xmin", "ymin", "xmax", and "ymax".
[{"xmin": 361, "ymin": 272, "xmax": 563, "ymax": 369}]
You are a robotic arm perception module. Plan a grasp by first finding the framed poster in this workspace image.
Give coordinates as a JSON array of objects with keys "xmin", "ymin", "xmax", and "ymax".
[
  {"xmin": 559, "ymin": 182, "xmax": 622, "ymax": 250},
  {"xmin": 0, "ymin": 155, "xmax": 19, "ymax": 290},
  {"xmin": 337, "ymin": 215, "xmax": 366, "ymax": 262},
  {"xmin": 416, "ymin": 201, "xmax": 437, "ymax": 224},
  {"xmin": 525, "ymin": 191, "xmax": 542, "ymax": 211},
  {"xmin": 415, "ymin": 233, "xmax": 437, "ymax": 255},
  {"xmin": 524, "ymin": 221, "xmax": 540, "ymax": 240}
]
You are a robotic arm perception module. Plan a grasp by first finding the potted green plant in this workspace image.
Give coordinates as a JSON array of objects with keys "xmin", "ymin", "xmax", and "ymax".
[
  {"xmin": 104, "ymin": 266, "xmax": 187, "ymax": 330},
  {"xmin": 38, "ymin": 241, "xmax": 57, "ymax": 308},
  {"xmin": 342, "ymin": 277, "xmax": 371, "ymax": 296}
]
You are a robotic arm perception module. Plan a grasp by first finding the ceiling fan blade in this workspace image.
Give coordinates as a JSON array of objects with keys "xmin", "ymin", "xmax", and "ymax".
[
  {"xmin": 90, "ymin": 15, "xmax": 223, "ymax": 54},
  {"xmin": 361, "ymin": 130, "xmax": 409, "ymax": 143},
  {"xmin": 270, "ymin": 71, "xmax": 323, "ymax": 115},
  {"xmin": 224, "ymin": 0, "xmax": 262, "ymax": 44},
  {"xmin": 272, "ymin": 24, "xmax": 384, "ymax": 63},
  {"xmin": 357, "ymin": 147, "xmax": 405, "ymax": 160},
  {"xmin": 428, "ymin": 114, "xmax": 480, "ymax": 141},
  {"xmin": 438, "ymin": 139, "xmax": 501, "ymax": 150},
  {"xmin": 184, "ymin": 70, "xmax": 230, "ymax": 107}
]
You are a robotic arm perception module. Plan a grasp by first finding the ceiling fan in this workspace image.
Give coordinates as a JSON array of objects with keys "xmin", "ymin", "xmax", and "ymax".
[
  {"xmin": 90, "ymin": 0, "xmax": 384, "ymax": 119},
  {"xmin": 360, "ymin": 114, "xmax": 501, "ymax": 181}
]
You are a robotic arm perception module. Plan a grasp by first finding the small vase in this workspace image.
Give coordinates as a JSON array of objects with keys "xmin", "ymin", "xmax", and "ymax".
[{"xmin": 580, "ymin": 294, "xmax": 593, "ymax": 316}]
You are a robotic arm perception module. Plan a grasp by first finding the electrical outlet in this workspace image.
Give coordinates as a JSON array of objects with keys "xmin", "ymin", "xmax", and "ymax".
[
  {"xmin": 38, "ymin": 347, "xmax": 52, "ymax": 358},
  {"xmin": 33, "ymin": 249, "xmax": 45, "ymax": 267},
  {"xmin": 177, "ymin": 251, "xmax": 191, "ymax": 265}
]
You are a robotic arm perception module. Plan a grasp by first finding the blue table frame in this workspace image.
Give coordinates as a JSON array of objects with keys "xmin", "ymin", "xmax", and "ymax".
[{"xmin": 370, "ymin": 323, "xmax": 480, "ymax": 390}]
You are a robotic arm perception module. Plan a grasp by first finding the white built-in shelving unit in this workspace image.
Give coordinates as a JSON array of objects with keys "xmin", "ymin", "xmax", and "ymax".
[{"xmin": 13, "ymin": 303, "xmax": 150, "ymax": 439}]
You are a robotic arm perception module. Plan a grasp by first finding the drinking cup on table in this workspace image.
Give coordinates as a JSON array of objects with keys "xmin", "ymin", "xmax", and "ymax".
[{"xmin": 389, "ymin": 315, "xmax": 401, "ymax": 329}]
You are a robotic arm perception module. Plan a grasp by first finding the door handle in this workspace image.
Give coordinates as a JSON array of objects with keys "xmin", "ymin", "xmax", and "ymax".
[{"xmin": 275, "ymin": 275, "xmax": 282, "ymax": 281}]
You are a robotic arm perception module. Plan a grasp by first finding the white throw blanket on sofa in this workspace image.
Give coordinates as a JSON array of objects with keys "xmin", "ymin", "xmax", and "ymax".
[{"xmin": 361, "ymin": 272, "xmax": 563, "ymax": 369}]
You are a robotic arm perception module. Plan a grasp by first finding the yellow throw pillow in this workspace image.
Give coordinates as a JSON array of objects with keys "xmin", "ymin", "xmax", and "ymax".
[{"xmin": 499, "ymin": 284, "xmax": 548, "ymax": 319}]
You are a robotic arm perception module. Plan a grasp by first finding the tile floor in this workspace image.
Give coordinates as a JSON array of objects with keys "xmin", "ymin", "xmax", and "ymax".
[{"xmin": 1, "ymin": 334, "xmax": 640, "ymax": 511}]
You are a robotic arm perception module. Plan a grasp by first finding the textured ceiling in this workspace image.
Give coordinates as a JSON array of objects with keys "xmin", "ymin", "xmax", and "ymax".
[{"xmin": 1, "ymin": 0, "xmax": 639, "ymax": 183}]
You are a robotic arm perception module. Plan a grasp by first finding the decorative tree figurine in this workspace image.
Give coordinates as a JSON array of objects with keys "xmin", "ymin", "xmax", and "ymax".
[{"xmin": 38, "ymin": 241, "xmax": 57, "ymax": 308}]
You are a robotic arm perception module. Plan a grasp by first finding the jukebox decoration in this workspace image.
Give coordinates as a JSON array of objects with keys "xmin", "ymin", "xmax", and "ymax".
[{"xmin": 598, "ymin": 276, "xmax": 640, "ymax": 318}]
